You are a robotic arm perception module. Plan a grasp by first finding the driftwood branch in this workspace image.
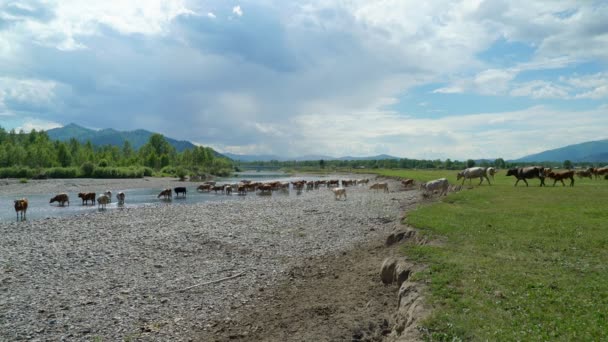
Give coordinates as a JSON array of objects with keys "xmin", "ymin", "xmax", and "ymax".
[{"xmin": 159, "ymin": 271, "xmax": 246, "ymax": 295}]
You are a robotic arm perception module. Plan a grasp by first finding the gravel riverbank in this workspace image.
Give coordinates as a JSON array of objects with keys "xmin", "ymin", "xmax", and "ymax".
[{"xmin": 0, "ymin": 178, "xmax": 420, "ymax": 341}]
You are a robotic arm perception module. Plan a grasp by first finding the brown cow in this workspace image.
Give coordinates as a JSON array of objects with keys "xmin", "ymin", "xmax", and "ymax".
[
  {"xmin": 78, "ymin": 192, "xmax": 96, "ymax": 205},
  {"xmin": 157, "ymin": 188, "xmax": 172, "ymax": 199},
  {"xmin": 197, "ymin": 184, "xmax": 212, "ymax": 192},
  {"xmin": 547, "ymin": 170, "xmax": 575, "ymax": 187},
  {"xmin": 401, "ymin": 179, "xmax": 415, "ymax": 188},
  {"xmin": 575, "ymin": 169, "xmax": 593, "ymax": 179},
  {"xmin": 14, "ymin": 199, "xmax": 28, "ymax": 221},
  {"xmin": 50, "ymin": 193, "xmax": 70, "ymax": 206}
]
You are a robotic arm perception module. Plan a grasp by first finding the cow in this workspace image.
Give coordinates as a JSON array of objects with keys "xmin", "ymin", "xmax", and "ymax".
[
  {"xmin": 212, "ymin": 185, "xmax": 224, "ymax": 194},
  {"xmin": 401, "ymin": 179, "xmax": 415, "ymax": 188},
  {"xmin": 78, "ymin": 192, "xmax": 96, "ymax": 205},
  {"xmin": 116, "ymin": 192, "xmax": 126, "ymax": 205},
  {"xmin": 575, "ymin": 169, "xmax": 593, "ymax": 179},
  {"xmin": 224, "ymin": 185, "xmax": 233, "ymax": 195},
  {"xmin": 237, "ymin": 185, "xmax": 247, "ymax": 195},
  {"xmin": 331, "ymin": 187, "xmax": 347, "ymax": 200},
  {"xmin": 369, "ymin": 182, "xmax": 389, "ymax": 193},
  {"xmin": 174, "ymin": 186, "xmax": 187, "ymax": 198},
  {"xmin": 257, "ymin": 184, "xmax": 273, "ymax": 194},
  {"xmin": 547, "ymin": 170, "xmax": 575, "ymax": 187},
  {"xmin": 420, "ymin": 178, "xmax": 449, "ymax": 197},
  {"xmin": 457, "ymin": 167, "xmax": 491, "ymax": 186},
  {"xmin": 97, "ymin": 194, "xmax": 110, "ymax": 210},
  {"xmin": 595, "ymin": 167, "xmax": 608, "ymax": 179},
  {"xmin": 104, "ymin": 190, "xmax": 112, "ymax": 202},
  {"xmin": 14, "ymin": 199, "xmax": 28, "ymax": 221},
  {"xmin": 197, "ymin": 184, "xmax": 212, "ymax": 192},
  {"xmin": 50, "ymin": 193, "xmax": 70, "ymax": 206},
  {"xmin": 486, "ymin": 167, "xmax": 497, "ymax": 180},
  {"xmin": 157, "ymin": 188, "xmax": 172, "ymax": 200},
  {"xmin": 506, "ymin": 166, "xmax": 546, "ymax": 187}
]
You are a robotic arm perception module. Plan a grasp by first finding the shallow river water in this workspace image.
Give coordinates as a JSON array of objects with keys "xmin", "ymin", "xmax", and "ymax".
[{"xmin": 1, "ymin": 172, "xmax": 358, "ymax": 222}]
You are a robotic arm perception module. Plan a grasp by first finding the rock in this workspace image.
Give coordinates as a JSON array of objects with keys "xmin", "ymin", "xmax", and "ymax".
[
  {"xmin": 380, "ymin": 258, "xmax": 397, "ymax": 284},
  {"xmin": 394, "ymin": 261, "xmax": 411, "ymax": 287}
]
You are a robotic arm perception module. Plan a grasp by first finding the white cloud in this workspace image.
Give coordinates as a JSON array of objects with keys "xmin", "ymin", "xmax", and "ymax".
[
  {"xmin": 510, "ymin": 81, "xmax": 569, "ymax": 99},
  {"xmin": 232, "ymin": 5, "xmax": 243, "ymax": 17},
  {"xmin": 207, "ymin": 12, "xmax": 216, "ymax": 19},
  {"xmin": 16, "ymin": 118, "xmax": 62, "ymax": 132}
]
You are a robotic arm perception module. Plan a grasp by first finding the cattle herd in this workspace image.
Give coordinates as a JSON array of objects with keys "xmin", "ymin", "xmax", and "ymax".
[{"xmin": 10, "ymin": 166, "xmax": 608, "ymax": 221}]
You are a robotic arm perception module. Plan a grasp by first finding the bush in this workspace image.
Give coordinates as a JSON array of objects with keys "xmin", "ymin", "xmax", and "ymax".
[
  {"xmin": 92, "ymin": 167, "xmax": 144, "ymax": 178},
  {"xmin": 81, "ymin": 162, "xmax": 95, "ymax": 177},
  {"xmin": 46, "ymin": 167, "xmax": 79, "ymax": 178},
  {"xmin": 0, "ymin": 167, "xmax": 34, "ymax": 179},
  {"xmin": 142, "ymin": 167, "xmax": 154, "ymax": 177},
  {"xmin": 98, "ymin": 159, "xmax": 109, "ymax": 167},
  {"xmin": 19, "ymin": 178, "xmax": 28, "ymax": 183}
]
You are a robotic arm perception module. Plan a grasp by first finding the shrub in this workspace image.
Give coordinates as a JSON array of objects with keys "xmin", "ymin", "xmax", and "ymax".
[
  {"xmin": 142, "ymin": 167, "xmax": 154, "ymax": 177},
  {"xmin": 98, "ymin": 159, "xmax": 109, "ymax": 167},
  {"xmin": 19, "ymin": 178, "xmax": 28, "ymax": 183},
  {"xmin": 46, "ymin": 167, "xmax": 79, "ymax": 178},
  {"xmin": 0, "ymin": 167, "xmax": 34, "ymax": 179},
  {"xmin": 81, "ymin": 162, "xmax": 95, "ymax": 177}
]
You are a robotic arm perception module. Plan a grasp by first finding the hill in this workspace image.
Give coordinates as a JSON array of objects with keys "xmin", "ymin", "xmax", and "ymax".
[
  {"xmin": 46, "ymin": 123, "xmax": 198, "ymax": 153},
  {"xmin": 515, "ymin": 139, "xmax": 608, "ymax": 162}
]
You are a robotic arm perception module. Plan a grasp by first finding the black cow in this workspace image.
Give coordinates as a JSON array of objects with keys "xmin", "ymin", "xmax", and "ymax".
[
  {"xmin": 506, "ymin": 166, "xmax": 546, "ymax": 187},
  {"xmin": 174, "ymin": 187, "xmax": 187, "ymax": 198}
]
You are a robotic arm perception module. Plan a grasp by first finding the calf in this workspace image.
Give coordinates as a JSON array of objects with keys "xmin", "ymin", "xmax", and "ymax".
[
  {"xmin": 50, "ymin": 193, "xmax": 70, "ymax": 206},
  {"xmin": 78, "ymin": 192, "xmax": 96, "ymax": 205},
  {"xmin": 506, "ymin": 166, "xmax": 546, "ymax": 187},
  {"xmin": 331, "ymin": 187, "xmax": 347, "ymax": 200},
  {"xmin": 14, "ymin": 199, "xmax": 28, "ymax": 221},
  {"xmin": 97, "ymin": 194, "xmax": 110, "ymax": 210},
  {"xmin": 420, "ymin": 178, "xmax": 449, "ymax": 197},
  {"xmin": 174, "ymin": 186, "xmax": 187, "ymax": 198},
  {"xmin": 547, "ymin": 170, "xmax": 575, "ymax": 187}
]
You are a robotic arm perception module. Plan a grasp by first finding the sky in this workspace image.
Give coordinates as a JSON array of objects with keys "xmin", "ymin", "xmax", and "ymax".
[{"xmin": 0, "ymin": 0, "xmax": 607, "ymax": 160}]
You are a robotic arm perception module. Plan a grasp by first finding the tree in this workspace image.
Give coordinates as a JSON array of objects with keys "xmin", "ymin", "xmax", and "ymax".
[
  {"xmin": 466, "ymin": 159, "xmax": 476, "ymax": 168},
  {"xmin": 57, "ymin": 143, "xmax": 72, "ymax": 167},
  {"xmin": 563, "ymin": 160, "xmax": 573, "ymax": 169},
  {"xmin": 319, "ymin": 159, "xmax": 325, "ymax": 169},
  {"xmin": 494, "ymin": 158, "xmax": 506, "ymax": 169}
]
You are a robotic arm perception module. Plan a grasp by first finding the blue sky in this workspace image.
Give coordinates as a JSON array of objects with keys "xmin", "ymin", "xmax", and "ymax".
[{"xmin": 0, "ymin": 0, "xmax": 607, "ymax": 160}]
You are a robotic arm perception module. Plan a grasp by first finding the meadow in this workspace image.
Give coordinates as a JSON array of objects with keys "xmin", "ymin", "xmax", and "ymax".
[{"xmin": 374, "ymin": 169, "xmax": 608, "ymax": 341}]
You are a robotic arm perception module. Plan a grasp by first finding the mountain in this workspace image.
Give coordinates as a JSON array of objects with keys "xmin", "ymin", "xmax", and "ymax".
[
  {"xmin": 224, "ymin": 153, "xmax": 401, "ymax": 162},
  {"xmin": 46, "ymin": 123, "xmax": 198, "ymax": 152},
  {"xmin": 515, "ymin": 139, "xmax": 608, "ymax": 162}
]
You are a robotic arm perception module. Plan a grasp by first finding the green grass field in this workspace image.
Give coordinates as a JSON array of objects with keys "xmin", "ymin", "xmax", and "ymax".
[{"xmin": 374, "ymin": 169, "xmax": 608, "ymax": 341}]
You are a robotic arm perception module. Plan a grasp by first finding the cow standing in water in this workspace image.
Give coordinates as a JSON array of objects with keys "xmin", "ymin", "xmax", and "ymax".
[{"xmin": 174, "ymin": 187, "xmax": 187, "ymax": 198}]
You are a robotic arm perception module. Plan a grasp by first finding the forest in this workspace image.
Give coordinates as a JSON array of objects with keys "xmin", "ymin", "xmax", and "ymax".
[{"xmin": 0, "ymin": 127, "xmax": 233, "ymax": 179}]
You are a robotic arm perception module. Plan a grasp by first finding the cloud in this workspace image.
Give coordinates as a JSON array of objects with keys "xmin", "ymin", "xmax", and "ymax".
[
  {"xmin": 232, "ymin": 5, "xmax": 243, "ymax": 17},
  {"xmin": 0, "ymin": 0, "xmax": 606, "ymax": 160}
]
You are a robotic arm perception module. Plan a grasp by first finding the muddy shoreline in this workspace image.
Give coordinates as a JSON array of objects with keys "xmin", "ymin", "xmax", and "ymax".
[{"xmin": 0, "ymin": 177, "xmax": 422, "ymax": 341}]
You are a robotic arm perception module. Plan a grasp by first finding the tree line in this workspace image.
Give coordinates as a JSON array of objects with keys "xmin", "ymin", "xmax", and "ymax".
[
  {"xmin": 238, "ymin": 157, "xmax": 595, "ymax": 171},
  {"xmin": 0, "ymin": 127, "xmax": 233, "ymax": 179}
]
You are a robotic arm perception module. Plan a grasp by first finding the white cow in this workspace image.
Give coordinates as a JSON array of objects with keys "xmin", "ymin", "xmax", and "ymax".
[
  {"xmin": 116, "ymin": 192, "xmax": 125, "ymax": 205},
  {"xmin": 331, "ymin": 187, "xmax": 347, "ymax": 200},
  {"xmin": 457, "ymin": 167, "xmax": 491, "ymax": 185},
  {"xmin": 420, "ymin": 178, "xmax": 449, "ymax": 197}
]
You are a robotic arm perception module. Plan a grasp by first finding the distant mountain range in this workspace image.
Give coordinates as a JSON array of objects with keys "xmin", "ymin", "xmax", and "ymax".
[
  {"xmin": 46, "ymin": 123, "xmax": 198, "ymax": 152},
  {"xmin": 224, "ymin": 153, "xmax": 401, "ymax": 162},
  {"xmin": 515, "ymin": 139, "xmax": 608, "ymax": 162}
]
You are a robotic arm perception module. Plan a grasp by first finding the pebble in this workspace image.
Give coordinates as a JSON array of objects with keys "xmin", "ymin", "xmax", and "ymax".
[{"xmin": 0, "ymin": 177, "xmax": 415, "ymax": 340}]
